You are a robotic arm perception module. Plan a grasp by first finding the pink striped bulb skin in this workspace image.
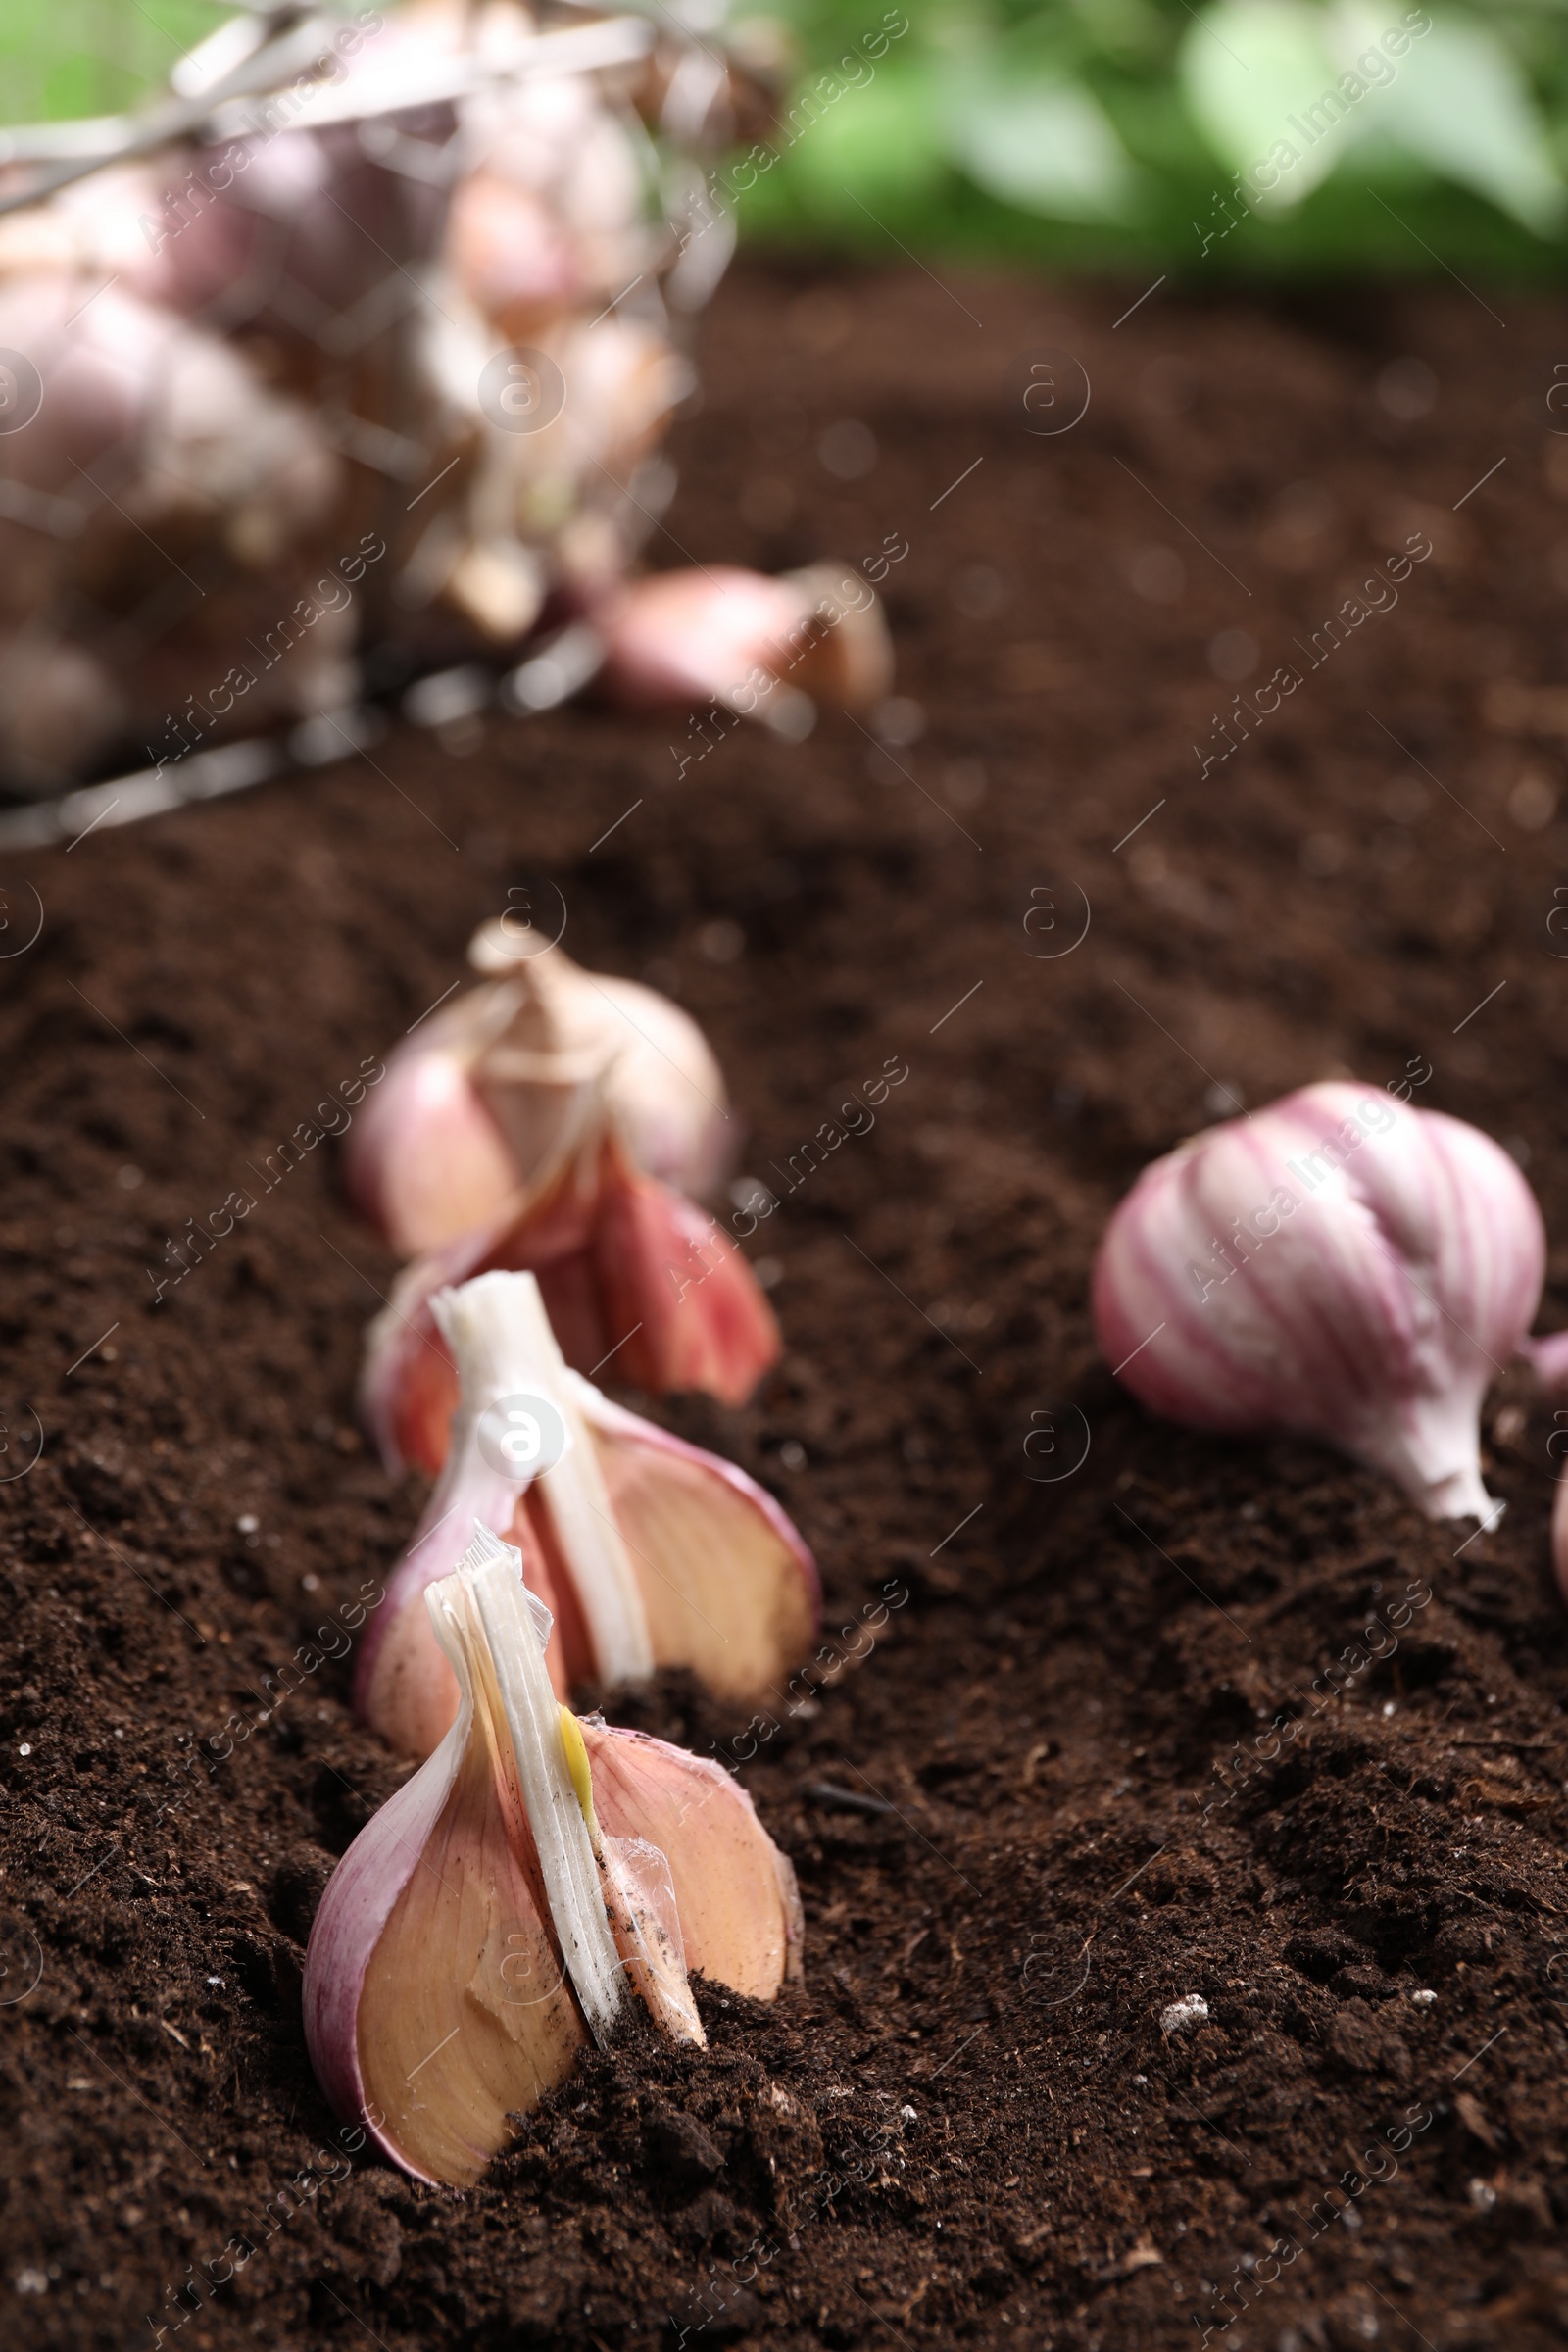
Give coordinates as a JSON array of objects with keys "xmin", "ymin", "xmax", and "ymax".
[{"xmin": 1092, "ymin": 1084, "xmax": 1544, "ymax": 1521}]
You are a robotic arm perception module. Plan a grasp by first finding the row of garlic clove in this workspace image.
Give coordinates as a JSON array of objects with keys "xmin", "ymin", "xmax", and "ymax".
[
  {"xmin": 1092, "ymin": 1080, "xmax": 1567, "ymax": 1567},
  {"xmin": 310, "ymin": 1267, "xmax": 815, "ymax": 2189},
  {"xmin": 309, "ymin": 948, "xmax": 815, "ymax": 2190}
]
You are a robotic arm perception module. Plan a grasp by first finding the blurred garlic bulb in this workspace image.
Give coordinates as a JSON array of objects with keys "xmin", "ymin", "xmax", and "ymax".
[
  {"xmin": 1093, "ymin": 1083, "xmax": 1544, "ymax": 1522},
  {"xmin": 357, "ymin": 1270, "xmax": 816, "ymax": 1759},
  {"xmin": 0, "ymin": 273, "xmax": 349, "ymax": 788},
  {"xmin": 346, "ymin": 923, "xmax": 732, "ymax": 1257},
  {"xmin": 305, "ymin": 1522, "xmax": 802, "ymax": 2187}
]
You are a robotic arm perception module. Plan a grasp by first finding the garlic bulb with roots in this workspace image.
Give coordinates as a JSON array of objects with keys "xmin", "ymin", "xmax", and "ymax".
[
  {"xmin": 305, "ymin": 1521, "xmax": 803, "ymax": 2188},
  {"xmin": 1092, "ymin": 1083, "xmax": 1544, "ymax": 1522},
  {"xmin": 345, "ymin": 923, "xmax": 732, "ymax": 1257},
  {"xmin": 356, "ymin": 1269, "xmax": 816, "ymax": 1759},
  {"xmin": 361, "ymin": 1111, "xmax": 781, "ymax": 1473}
]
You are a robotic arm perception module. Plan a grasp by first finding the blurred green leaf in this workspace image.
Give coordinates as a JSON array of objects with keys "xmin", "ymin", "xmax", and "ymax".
[
  {"xmin": 1178, "ymin": 1, "xmax": 1343, "ymax": 203},
  {"xmin": 946, "ymin": 68, "xmax": 1139, "ymax": 219},
  {"xmin": 2, "ymin": 0, "xmax": 231, "ymax": 121},
  {"xmin": 781, "ymin": 55, "xmax": 947, "ymax": 210},
  {"xmin": 1369, "ymin": 13, "xmax": 1565, "ymax": 233}
]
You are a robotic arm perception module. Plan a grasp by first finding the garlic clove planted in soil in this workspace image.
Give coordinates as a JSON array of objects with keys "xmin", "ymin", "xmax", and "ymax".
[
  {"xmin": 345, "ymin": 930, "xmax": 732, "ymax": 1256},
  {"xmin": 305, "ymin": 1534, "xmax": 600, "ymax": 2190},
  {"xmin": 305, "ymin": 1524, "xmax": 801, "ymax": 2188},
  {"xmin": 1092, "ymin": 1082, "xmax": 1544, "ymax": 1522},
  {"xmin": 359, "ymin": 1269, "xmax": 815, "ymax": 1762},
  {"xmin": 354, "ymin": 1270, "xmax": 653, "ymax": 1757},
  {"xmin": 361, "ymin": 1123, "xmax": 781, "ymax": 1477}
]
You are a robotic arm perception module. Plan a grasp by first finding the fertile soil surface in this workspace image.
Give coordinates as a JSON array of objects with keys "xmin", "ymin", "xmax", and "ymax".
[{"xmin": 5, "ymin": 259, "xmax": 1568, "ymax": 2352}]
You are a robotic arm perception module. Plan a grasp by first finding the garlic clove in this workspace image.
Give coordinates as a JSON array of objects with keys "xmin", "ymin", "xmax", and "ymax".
[
  {"xmin": 778, "ymin": 563, "xmax": 896, "ymax": 711},
  {"xmin": 361, "ymin": 1126, "xmax": 781, "ymax": 1477},
  {"xmin": 467, "ymin": 929, "xmax": 733, "ymax": 1206},
  {"xmin": 566, "ymin": 1372, "xmax": 819, "ymax": 1705},
  {"xmin": 306, "ymin": 1544, "xmax": 593, "ymax": 2189},
  {"xmin": 598, "ymin": 566, "xmax": 812, "ymax": 710},
  {"xmin": 357, "ymin": 1270, "xmax": 650, "ymax": 1758},
  {"xmin": 582, "ymin": 1719, "xmax": 804, "ymax": 1999},
  {"xmin": 359, "ymin": 1271, "xmax": 811, "ymax": 1764},
  {"xmin": 597, "ymin": 563, "xmax": 893, "ymax": 717},
  {"xmin": 345, "ymin": 934, "xmax": 732, "ymax": 1257},
  {"xmin": 1553, "ymin": 1476, "xmax": 1568, "ymax": 1607},
  {"xmin": 307, "ymin": 1524, "xmax": 801, "ymax": 2189},
  {"xmin": 345, "ymin": 1027, "xmax": 523, "ymax": 1274},
  {"xmin": 1093, "ymin": 1082, "xmax": 1544, "ymax": 1522}
]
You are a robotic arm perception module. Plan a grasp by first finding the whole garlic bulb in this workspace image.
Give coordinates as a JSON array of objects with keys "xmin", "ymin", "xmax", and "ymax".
[
  {"xmin": 345, "ymin": 925, "xmax": 732, "ymax": 1257},
  {"xmin": 1092, "ymin": 1083, "xmax": 1544, "ymax": 1521}
]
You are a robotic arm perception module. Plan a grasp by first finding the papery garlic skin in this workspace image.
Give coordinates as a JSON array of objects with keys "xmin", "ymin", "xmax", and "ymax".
[
  {"xmin": 306, "ymin": 1525, "xmax": 802, "ymax": 2189},
  {"xmin": 582, "ymin": 1721, "xmax": 804, "ymax": 1999},
  {"xmin": 360, "ymin": 1272, "xmax": 815, "ymax": 1767},
  {"xmin": 1092, "ymin": 1083, "xmax": 1544, "ymax": 1521},
  {"xmin": 361, "ymin": 1125, "xmax": 781, "ymax": 1475},
  {"xmin": 345, "ymin": 931, "xmax": 732, "ymax": 1256}
]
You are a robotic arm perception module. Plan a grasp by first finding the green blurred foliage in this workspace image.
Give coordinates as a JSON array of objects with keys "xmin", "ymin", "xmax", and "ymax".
[
  {"xmin": 739, "ymin": 0, "xmax": 1568, "ymax": 275},
  {"xmin": 1, "ymin": 1, "xmax": 227, "ymax": 122},
  {"xmin": 4, "ymin": 0, "xmax": 1568, "ymax": 275}
]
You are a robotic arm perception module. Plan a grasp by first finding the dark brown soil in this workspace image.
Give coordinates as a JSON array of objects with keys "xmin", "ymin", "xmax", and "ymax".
[{"xmin": 4, "ymin": 260, "xmax": 1568, "ymax": 2352}]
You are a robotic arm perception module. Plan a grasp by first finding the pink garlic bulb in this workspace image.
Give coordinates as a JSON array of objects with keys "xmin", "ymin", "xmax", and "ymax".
[
  {"xmin": 1092, "ymin": 1083, "xmax": 1544, "ymax": 1521},
  {"xmin": 345, "ymin": 923, "xmax": 732, "ymax": 1257}
]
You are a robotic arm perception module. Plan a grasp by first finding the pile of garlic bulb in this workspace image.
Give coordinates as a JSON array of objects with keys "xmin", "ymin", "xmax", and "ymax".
[{"xmin": 0, "ymin": 0, "xmax": 890, "ymax": 791}]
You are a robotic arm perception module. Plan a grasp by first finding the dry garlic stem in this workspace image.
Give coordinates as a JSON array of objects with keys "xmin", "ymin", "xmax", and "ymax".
[
  {"xmin": 305, "ymin": 1524, "xmax": 801, "ymax": 2188},
  {"xmin": 360, "ymin": 1119, "xmax": 781, "ymax": 1472},
  {"xmin": 359, "ymin": 1270, "xmax": 816, "ymax": 1762},
  {"xmin": 1093, "ymin": 1082, "xmax": 1544, "ymax": 1521},
  {"xmin": 346, "ymin": 928, "xmax": 731, "ymax": 1256}
]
